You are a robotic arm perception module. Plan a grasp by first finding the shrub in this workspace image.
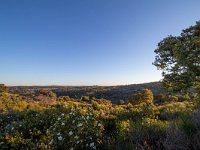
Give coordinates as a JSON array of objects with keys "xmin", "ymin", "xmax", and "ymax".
[
  {"xmin": 0, "ymin": 108, "xmax": 104, "ymax": 150},
  {"xmin": 164, "ymin": 108, "xmax": 200, "ymax": 150},
  {"xmin": 154, "ymin": 94, "xmax": 167, "ymax": 104},
  {"xmin": 132, "ymin": 120, "xmax": 168, "ymax": 150},
  {"xmin": 0, "ymin": 93, "xmax": 28, "ymax": 112},
  {"xmin": 81, "ymin": 96, "xmax": 90, "ymax": 102},
  {"xmin": 49, "ymin": 108, "xmax": 104, "ymax": 150},
  {"xmin": 129, "ymin": 89, "xmax": 154, "ymax": 105},
  {"xmin": 0, "ymin": 84, "xmax": 8, "ymax": 93},
  {"xmin": 158, "ymin": 102, "xmax": 194, "ymax": 120}
]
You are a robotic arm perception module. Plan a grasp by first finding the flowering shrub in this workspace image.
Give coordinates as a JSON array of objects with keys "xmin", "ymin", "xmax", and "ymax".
[
  {"xmin": 0, "ymin": 109, "xmax": 60, "ymax": 149},
  {"xmin": 116, "ymin": 120, "xmax": 132, "ymax": 140},
  {"xmin": 0, "ymin": 93, "xmax": 28, "ymax": 112},
  {"xmin": 49, "ymin": 108, "xmax": 104, "ymax": 149},
  {"xmin": 0, "ymin": 108, "xmax": 104, "ymax": 149},
  {"xmin": 0, "ymin": 91, "xmax": 199, "ymax": 150}
]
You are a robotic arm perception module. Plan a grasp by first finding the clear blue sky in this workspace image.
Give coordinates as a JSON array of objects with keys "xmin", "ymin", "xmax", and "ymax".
[{"xmin": 1, "ymin": 0, "xmax": 200, "ymax": 86}]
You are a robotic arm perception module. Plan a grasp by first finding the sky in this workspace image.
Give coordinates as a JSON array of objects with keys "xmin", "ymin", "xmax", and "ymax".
[{"xmin": 0, "ymin": 0, "xmax": 200, "ymax": 86}]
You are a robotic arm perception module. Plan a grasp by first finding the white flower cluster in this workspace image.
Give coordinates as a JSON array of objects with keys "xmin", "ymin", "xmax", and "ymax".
[{"xmin": 48, "ymin": 108, "xmax": 103, "ymax": 149}]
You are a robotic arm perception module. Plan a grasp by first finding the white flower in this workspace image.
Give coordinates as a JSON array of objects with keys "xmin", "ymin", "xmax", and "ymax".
[
  {"xmin": 61, "ymin": 113, "xmax": 64, "ymax": 116},
  {"xmin": 57, "ymin": 117, "xmax": 61, "ymax": 121},
  {"xmin": 57, "ymin": 132, "xmax": 61, "ymax": 136},
  {"xmin": 69, "ymin": 131, "xmax": 73, "ymax": 136},
  {"xmin": 70, "ymin": 148, "xmax": 74, "ymax": 150},
  {"xmin": 98, "ymin": 123, "xmax": 102, "ymax": 127},
  {"xmin": 86, "ymin": 116, "xmax": 89, "ymax": 119},
  {"xmin": 49, "ymin": 139, "xmax": 53, "ymax": 144},
  {"xmin": 90, "ymin": 142, "xmax": 95, "ymax": 147},
  {"xmin": 58, "ymin": 135, "xmax": 62, "ymax": 141},
  {"xmin": 61, "ymin": 122, "xmax": 65, "ymax": 126},
  {"xmin": 74, "ymin": 135, "xmax": 79, "ymax": 139},
  {"xmin": 77, "ymin": 123, "xmax": 83, "ymax": 127},
  {"xmin": 76, "ymin": 140, "xmax": 80, "ymax": 144},
  {"xmin": 72, "ymin": 120, "xmax": 75, "ymax": 124}
]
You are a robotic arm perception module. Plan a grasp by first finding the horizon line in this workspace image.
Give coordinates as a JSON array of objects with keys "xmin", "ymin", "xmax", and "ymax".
[{"xmin": 5, "ymin": 81, "xmax": 161, "ymax": 87}]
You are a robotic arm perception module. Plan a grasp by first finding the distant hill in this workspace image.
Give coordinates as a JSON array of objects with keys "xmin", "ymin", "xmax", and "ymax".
[{"xmin": 9, "ymin": 82, "xmax": 165, "ymax": 102}]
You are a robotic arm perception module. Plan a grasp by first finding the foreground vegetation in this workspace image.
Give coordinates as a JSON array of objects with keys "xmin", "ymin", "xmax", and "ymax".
[{"xmin": 1, "ymin": 84, "xmax": 200, "ymax": 149}]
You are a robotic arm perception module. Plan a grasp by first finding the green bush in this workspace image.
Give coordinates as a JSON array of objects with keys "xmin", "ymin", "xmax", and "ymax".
[
  {"xmin": 132, "ymin": 120, "xmax": 168, "ymax": 150},
  {"xmin": 164, "ymin": 108, "xmax": 200, "ymax": 150},
  {"xmin": 0, "ymin": 108, "xmax": 104, "ymax": 150}
]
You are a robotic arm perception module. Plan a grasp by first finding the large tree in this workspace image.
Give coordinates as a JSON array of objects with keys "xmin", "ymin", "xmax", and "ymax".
[{"xmin": 153, "ymin": 21, "xmax": 200, "ymax": 92}]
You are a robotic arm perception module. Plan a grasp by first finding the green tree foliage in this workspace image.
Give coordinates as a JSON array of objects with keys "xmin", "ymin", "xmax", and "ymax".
[
  {"xmin": 0, "ymin": 84, "xmax": 8, "ymax": 93},
  {"xmin": 153, "ymin": 21, "xmax": 200, "ymax": 92}
]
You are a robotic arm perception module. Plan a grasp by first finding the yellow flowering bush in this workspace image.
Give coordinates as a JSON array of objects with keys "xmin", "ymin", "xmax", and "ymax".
[{"xmin": 116, "ymin": 120, "xmax": 132, "ymax": 140}]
